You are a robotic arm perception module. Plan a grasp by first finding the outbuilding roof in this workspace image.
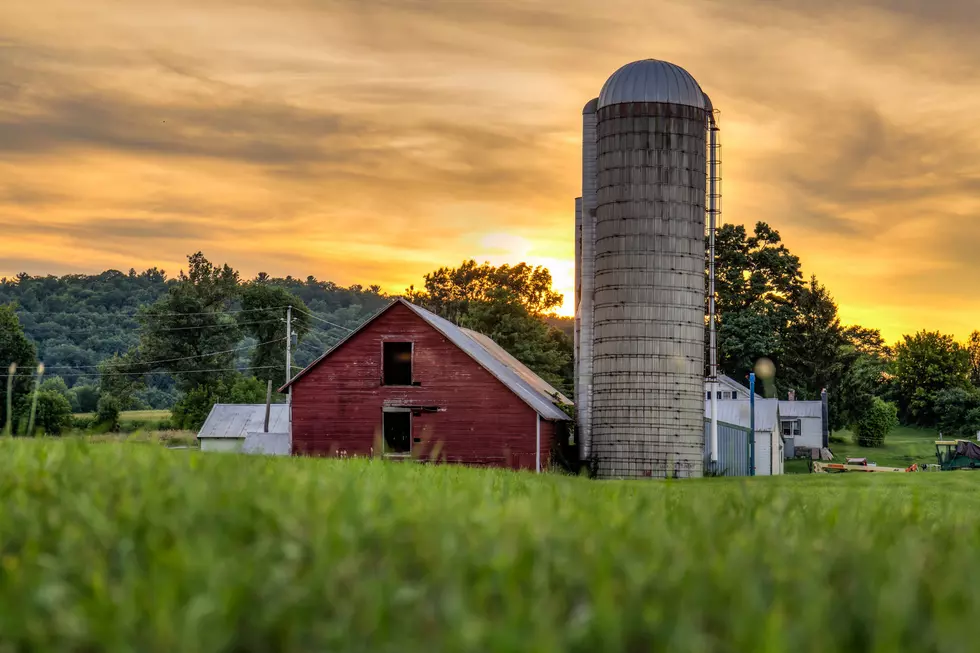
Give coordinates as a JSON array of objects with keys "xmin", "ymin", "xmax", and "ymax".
[
  {"xmin": 198, "ymin": 403, "xmax": 289, "ymax": 439},
  {"xmin": 778, "ymin": 401, "xmax": 824, "ymax": 418},
  {"xmin": 705, "ymin": 398, "xmax": 780, "ymax": 433},
  {"xmin": 281, "ymin": 298, "xmax": 572, "ymax": 422}
]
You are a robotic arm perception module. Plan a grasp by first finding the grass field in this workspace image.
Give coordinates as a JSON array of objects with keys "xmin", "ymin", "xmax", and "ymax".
[
  {"xmin": 785, "ymin": 425, "xmax": 941, "ymax": 473},
  {"xmin": 2, "ymin": 439, "xmax": 980, "ymax": 651},
  {"xmin": 72, "ymin": 409, "xmax": 172, "ymax": 421}
]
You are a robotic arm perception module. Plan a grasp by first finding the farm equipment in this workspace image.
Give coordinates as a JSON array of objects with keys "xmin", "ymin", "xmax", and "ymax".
[
  {"xmin": 935, "ymin": 440, "xmax": 980, "ymax": 471},
  {"xmin": 811, "ymin": 459, "xmax": 918, "ymax": 474}
]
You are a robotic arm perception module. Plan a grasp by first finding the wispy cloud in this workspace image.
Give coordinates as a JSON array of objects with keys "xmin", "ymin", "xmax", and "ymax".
[{"xmin": 1, "ymin": 0, "xmax": 979, "ymax": 338}]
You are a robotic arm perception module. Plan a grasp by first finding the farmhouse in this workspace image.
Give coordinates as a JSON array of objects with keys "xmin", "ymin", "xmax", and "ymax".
[{"xmin": 281, "ymin": 298, "xmax": 572, "ymax": 470}]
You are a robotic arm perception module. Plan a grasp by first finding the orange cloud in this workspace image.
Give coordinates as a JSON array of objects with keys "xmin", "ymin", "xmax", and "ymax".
[{"xmin": 1, "ymin": 0, "xmax": 979, "ymax": 342}]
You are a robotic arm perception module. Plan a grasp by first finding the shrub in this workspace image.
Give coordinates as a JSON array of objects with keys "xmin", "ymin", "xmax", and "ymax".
[
  {"xmin": 19, "ymin": 390, "xmax": 74, "ymax": 435},
  {"xmin": 95, "ymin": 395, "xmax": 122, "ymax": 432},
  {"xmin": 853, "ymin": 398, "xmax": 899, "ymax": 448}
]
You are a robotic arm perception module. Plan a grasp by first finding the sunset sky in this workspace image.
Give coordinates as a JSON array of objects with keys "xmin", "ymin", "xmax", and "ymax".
[{"xmin": 2, "ymin": 0, "xmax": 980, "ymax": 343}]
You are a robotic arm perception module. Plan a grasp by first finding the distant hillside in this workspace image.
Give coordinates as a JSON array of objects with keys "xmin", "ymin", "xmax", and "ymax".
[{"xmin": 0, "ymin": 269, "xmax": 389, "ymax": 407}]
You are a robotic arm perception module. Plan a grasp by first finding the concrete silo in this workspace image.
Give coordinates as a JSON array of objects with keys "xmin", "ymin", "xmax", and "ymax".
[{"xmin": 576, "ymin": 59, "xmax": 712, "ymax": 479}]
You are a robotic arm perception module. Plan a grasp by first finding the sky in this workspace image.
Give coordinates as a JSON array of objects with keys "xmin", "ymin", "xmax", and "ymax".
[{"xmin": 2, "ymin": 0, "xmax": 980, "ymax": 343}]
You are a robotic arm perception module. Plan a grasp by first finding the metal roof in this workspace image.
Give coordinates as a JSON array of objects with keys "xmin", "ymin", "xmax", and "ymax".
[
  {"xmin": 198, "ymin": 403, "xmax": 289, "ymax": 439},
  {"xmin": 715, "ymin": 374, "xmax": 762, "ymax": 398},
  {"xmin": 282, "ymin": 299, "xmax": 572, "ymax": 422},
  {"xmin": 778, "ymin": 401, "xmax": 824, "ymax": 418},
  {"xmin": 598, "ymin": 59, "xmax": 706, "ymax": 110},
  {"xmin": 705, "ymin": 399, "xmax": 780, "ymax": 433}
]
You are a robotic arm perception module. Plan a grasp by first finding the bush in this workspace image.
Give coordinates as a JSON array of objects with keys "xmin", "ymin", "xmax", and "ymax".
[
  {"xmin": 19, "ymin": 390, "xmax": 74, "ymax": 435},
  {"xmin": 853, "ymin": 398, "xmax": 899, "ymax": 448},
  {"xmin": 95, "ymin": 395, "xmax": 122, "ymax": 432}
]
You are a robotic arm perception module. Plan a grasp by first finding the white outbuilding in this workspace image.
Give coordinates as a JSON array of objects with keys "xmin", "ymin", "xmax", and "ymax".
[{"xmin": 197, "ymin": 404, "xmax": 290, "ymax": 454}]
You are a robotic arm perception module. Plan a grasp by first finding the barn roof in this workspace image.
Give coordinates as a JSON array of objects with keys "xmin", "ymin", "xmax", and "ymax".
[
  {"xmin": 281, "ymin": 298, "xmax": 572, "ymax": 422},
  {"xmin": 198, "ymin": 403, "xmax": 289, "ymax": 439}
]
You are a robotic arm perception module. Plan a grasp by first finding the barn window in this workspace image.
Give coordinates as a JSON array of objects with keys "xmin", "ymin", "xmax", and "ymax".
[
  {"xmin": 781, "ymin": 419, "xmax": 801, "ymax": 437},
  {"xmin": 383, "ymin": 409, "xmax": 411, "ymax": 455},
  {"xmin": 382, "ymin": 342, "xmax": 413, "ymax": 385}
]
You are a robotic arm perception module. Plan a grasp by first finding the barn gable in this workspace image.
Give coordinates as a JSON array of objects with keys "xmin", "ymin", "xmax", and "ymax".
[{"xmin": 282, "ymin": 299, "xmax": 572, "ymax": 422}]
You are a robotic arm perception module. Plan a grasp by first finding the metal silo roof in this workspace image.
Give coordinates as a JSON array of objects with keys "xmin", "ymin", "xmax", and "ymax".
[{"xmin": 597, "ymin": 59, "xmax": 706, "ymax": 110}]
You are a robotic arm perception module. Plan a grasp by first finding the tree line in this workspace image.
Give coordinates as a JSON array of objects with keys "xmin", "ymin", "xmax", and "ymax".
[
  {"xmin": 711, "ymin": 221, "xmax": 980, "ymax": 444},
  {"xmin": 0, "ymin": 254, "xmax": 573, "ymax": 434},
  {"xmin": 2, "ymin": 223, "xmax": 977, "ymax": 445}
]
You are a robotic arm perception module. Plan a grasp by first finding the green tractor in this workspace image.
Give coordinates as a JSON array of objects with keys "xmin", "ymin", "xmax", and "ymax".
[{"xmin": 935, "ymin": 440, "xmax": 980, "ymax": 471}]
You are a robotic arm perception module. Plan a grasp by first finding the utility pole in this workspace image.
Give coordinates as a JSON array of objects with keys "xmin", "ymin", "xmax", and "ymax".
[{"xmin": 286, "ymin": 305, "xmax": 292, "ymax": 404}]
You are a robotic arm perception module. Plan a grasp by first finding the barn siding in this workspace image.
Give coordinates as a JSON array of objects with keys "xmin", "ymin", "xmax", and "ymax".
[{"xmin": 291, "ymin": 302, "xmax": 555, "ymax": 469}]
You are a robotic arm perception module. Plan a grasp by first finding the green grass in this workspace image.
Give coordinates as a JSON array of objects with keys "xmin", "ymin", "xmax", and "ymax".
[
  {"xmin": 72, "ymin": 409, "xmax": 171, "ymax": 421},
  {"xmin": 783, "ymin": 426, "xmax": 941, "ymax": 473},
  {"xmin": 2, "ymin": 439, "xmax": 980, "ymax": 651},
  {"xmin": 831, "ymin": 425, "xmax": 940, "ymax": 468}
]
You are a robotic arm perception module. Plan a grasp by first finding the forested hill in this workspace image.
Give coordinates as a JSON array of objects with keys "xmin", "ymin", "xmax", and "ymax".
[{"xmin": 0, "ymin": 269, "xmax": 390, "ymax": 406}]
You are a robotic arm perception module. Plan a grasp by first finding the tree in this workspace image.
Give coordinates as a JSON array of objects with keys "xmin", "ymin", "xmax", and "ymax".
[
  {"xmin": 98, "ymin": 353, "xmax": 144, "ymax": 411},
  {"xmin": 68, "ymin": 384, "xmax": 100, "ymax": 413},
  {"xmin": 239, "ymin": 282, "xmax": 311, "ymax": 388},
  {"xmin": 0, "ymin": 304, "xmax": 38, "ymax": 433},
  {"xmin": 461, "ymin": 288, "xmax": 572, "ymax": 394},
  {"xmin": 712, "ymin": 222, "xmax": 803, "ymax": 316},
  {"xmin": 136, "ymin": 252, "xmax": 241, "ymax": 392},
  {"xmin": 170, "ymin": 374, "xmax": 267, "ymax": 430},
  {"xmin": 935, "ymin": 387, "xmax": 980, "ymax": 437},
  {"xmin": 20, "ymin": 390, "xmax": 73, "ymax": 435},
  {"xmin": 406, "ymin": 260, "xmax": 563, "ymax": 324},
  {"xmin": 893, "ymin": 330, "xmax": 970, "ymax": 426},
  {"xmin": 406, "ymin": 262, "xmax": 572, "ymax": 395},
  {"xmin": 968, "ymin": 331, "xmax": 980, "ymax": 387},
  {"xmin": 95, "ymin": 394, "xmax": 121, "ymax": 432},
  {"xmin": 781, "ymin": 276, "xmax": 851, "ymax": 427},
  {"xmin": 709, "ymin": 223, "xmax": 805, "ymax": 390},
  {"xmin": 852, "ymin": 398, "xmax": 898, "ymax": 448},
  {"xmin": 837, "ymin": 352, "xmax": 888, "ymax": 429}
]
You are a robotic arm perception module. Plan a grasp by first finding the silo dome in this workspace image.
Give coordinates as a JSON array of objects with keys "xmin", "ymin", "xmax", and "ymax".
[{"xmin": 597, "ymin": 59, "xmax": 705, "ymax": 110}]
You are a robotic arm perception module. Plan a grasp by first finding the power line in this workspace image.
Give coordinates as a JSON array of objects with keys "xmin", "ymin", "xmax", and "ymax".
[
  {"xmin": 1, "ymin": 365, "xmax": 281, "ymax": 378},
  {"xmin": 143, "ymin": 319, "xmax": 281, "ymax": 332},
  {"xmin": 291, "ymin": 306, "xmax": 354, "ymax": 332},
  {"xmin": 14, "ymin": 306, "xmax": 291, "ymax": 318},
  {"xmin": 33, "ymin": 337, "xmax": 287, "ymax": 371}
]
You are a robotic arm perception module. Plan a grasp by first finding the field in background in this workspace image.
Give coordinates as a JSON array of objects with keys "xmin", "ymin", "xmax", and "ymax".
[
  {"xmin": 2, "ymin": 439, "xmax": 980, "ymax": 651},
  {"xmin": 785, "ymin": 425, "xmax": 940, "ymax": 473},
  {"xmin": 72, "ymin": 409, "xmax": 172, "ymax": 421}
]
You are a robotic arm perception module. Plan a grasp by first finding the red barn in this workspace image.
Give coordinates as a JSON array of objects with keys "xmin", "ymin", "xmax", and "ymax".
[{"xmin": 280, "ymin": 298, "xmax": 573, "ymax": 470}]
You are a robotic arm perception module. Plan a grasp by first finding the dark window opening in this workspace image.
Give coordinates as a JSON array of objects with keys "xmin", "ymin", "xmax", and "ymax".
[
  {"xmin": 383, "ymin": 411, "xmax": 411, "ymax": 455},
  {"xmin": 383, "ymin": 342, "xmax": 413, "ymax": 385}
]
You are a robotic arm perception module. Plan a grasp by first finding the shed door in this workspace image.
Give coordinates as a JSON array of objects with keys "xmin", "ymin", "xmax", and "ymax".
[{"xmin": 756, "ymin": 431, "xmax": 771, "ymax": 476}]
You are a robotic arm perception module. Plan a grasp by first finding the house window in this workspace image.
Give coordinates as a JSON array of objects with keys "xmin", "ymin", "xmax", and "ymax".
[
  {"xmin": 731, "ymin": 391, "xmax": 739, "ymax": 400},
  {"xmin": 383, "ymin": 409, "xmax": 411, "ymax": 455},
  {"xmin": 383, "ymin": 342, "xmax": 413, "ymax": 385},
  {"xmin": 781, "ymin": 419, "xmax": 801, "ymax": 437}
]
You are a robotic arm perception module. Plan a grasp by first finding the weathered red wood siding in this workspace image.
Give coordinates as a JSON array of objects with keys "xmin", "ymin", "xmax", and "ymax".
[{"xmin": 291, "ymin": 302, "xmax": 555, "ymax": 469}]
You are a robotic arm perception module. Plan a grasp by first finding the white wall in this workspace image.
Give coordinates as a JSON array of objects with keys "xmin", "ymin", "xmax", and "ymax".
[
  {"xmin": 796, "ymin": 417, "xmax": 823, "ymax": 450},
  {"xmin": 200, "ymin": 438, "xmax": 244, "ymax": 453}
]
